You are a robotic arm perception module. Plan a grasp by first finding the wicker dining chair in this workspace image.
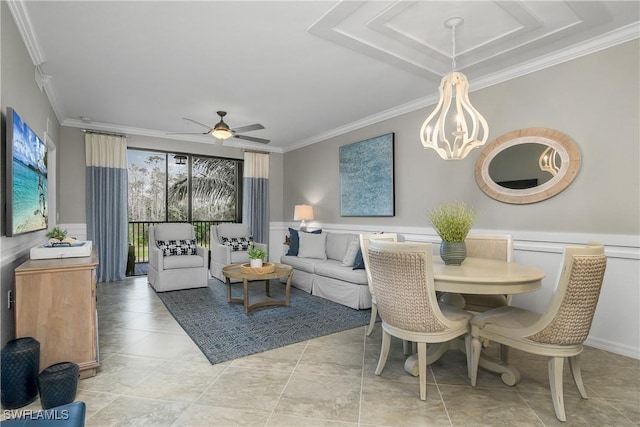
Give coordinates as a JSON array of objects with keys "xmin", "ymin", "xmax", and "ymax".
[
  {"xmin": 469, "ymin": 244, "xmax": 607, "ymax": 422},
  {"xmin": 359, "ymin": 233, "xmax": 398, "ymax": 336},
  {"xmin": 368, "ymin": 241, "xmax": 473, "ymax": 400},
  {"xmin": 462, "ymin": 234, "xmax": 514, "ymax": 311}
]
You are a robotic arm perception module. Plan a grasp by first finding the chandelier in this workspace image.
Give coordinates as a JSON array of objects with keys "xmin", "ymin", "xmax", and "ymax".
[{"xmin": 420, "ymin": 18, "xmax": 489, "ymax": 160}]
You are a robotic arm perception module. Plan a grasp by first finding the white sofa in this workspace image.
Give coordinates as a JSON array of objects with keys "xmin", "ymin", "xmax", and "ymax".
[
  {"xmin": 280, "ymin": 231, "xmax": 371, "ymax": 310},
  {"xmin": 210, "ymin": 223, "xmax": 268, "ymax": 282},
  {"xmin": 148, "ymin": 223, "xmax": 209, "ymax": 292}
]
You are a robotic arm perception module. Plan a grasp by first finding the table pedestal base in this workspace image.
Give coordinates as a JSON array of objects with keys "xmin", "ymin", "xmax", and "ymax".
[{"xmin": 403, "ymin": 339, "xmax": 522, "ymax": 386}]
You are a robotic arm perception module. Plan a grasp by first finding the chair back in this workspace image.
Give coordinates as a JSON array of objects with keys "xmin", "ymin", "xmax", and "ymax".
[
  {"xmin": 465, "ymin": 234, "xmax": 513, "ymax": 261},
  {"xmin": 359, "ymin": 233, "xmax": 398, "ymax": 294},
  {"xmin": 367, "ymin": 241, "xmax": 449, "ymax": 333},
  {"xmin": 213, "ymin": 223, "xmax": 252, "ymax": 244},
  {"xmin": 151, "ymin": 223, "xmax": 195, "ymax": 243},
  {"xmin": 528, "ymin": 244, "xmax": 607, "ymax": 345}
]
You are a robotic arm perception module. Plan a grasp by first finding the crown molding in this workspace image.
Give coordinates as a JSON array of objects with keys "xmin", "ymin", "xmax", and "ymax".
[
  {"xmin": 7, "ymin": 0, "xmax": 45, "ymax": 65},
  {"xmin": 41, "ymin": 70, "xmax": 65, "ymax": 125},
  {"xmin": 62, "ymin": 119, "xmax": 285, "ymax": 154},
  {"xmin": 284, "ymin": 24, "xmax": 639, "ymax": 153},
  {"xmin": 9, "ymin": 1, "xmax": 66, "ymax": 124},
  {"xmin": 9, "ymin": 0, "xmax": 638, "ymax": 155}
]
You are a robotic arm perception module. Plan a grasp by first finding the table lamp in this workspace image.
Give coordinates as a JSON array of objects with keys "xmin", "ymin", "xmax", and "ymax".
[{"xmin": 294, "ymin": 205, "xmax": 314, "ymax": 232}]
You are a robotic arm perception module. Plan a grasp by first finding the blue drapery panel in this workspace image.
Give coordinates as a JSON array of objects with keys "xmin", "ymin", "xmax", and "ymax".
[
  {"xmin": 85, "ymin": 134, "xmax": 128, "ymax": 282},
  {"xmin": 242, "ymin": 152, "xmax": 269, "ymax": 245}
]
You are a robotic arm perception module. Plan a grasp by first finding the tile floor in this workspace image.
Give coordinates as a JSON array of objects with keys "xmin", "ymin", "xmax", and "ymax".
[{"xmin": 5, "ymin": 276, "xmax": 640, "ymax": 426}]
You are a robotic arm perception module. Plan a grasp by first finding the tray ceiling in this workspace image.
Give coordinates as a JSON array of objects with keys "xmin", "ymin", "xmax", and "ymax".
[{"xmin": 9, "ymin": 1, "xmax": 639, "ymax": 153}]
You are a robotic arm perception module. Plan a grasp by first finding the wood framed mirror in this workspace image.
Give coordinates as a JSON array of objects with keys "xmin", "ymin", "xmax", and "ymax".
[{"xmin": 475, "ymin": 128, "xmax": 580, "ymax": 204}]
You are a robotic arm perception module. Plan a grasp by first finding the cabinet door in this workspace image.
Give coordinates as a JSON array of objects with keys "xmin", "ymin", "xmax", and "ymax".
[{"xmin": 16, "ymin": 268, "xmax": 96, "ymax": 371}]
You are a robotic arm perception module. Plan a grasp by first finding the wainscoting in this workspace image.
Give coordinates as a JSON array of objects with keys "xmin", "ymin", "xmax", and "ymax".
[
  {"xmin": 269, "ymin": 222, "xmax": 640, "ymax": 360},
  {"xmin": 6, "ymin": 222, "xmax": 635, "ymax": 359}
]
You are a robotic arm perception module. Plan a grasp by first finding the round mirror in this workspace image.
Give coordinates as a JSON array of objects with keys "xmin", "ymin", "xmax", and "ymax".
[{"xmin": 475, "ymin": 128, "xmax": 580, "ymax": 204}]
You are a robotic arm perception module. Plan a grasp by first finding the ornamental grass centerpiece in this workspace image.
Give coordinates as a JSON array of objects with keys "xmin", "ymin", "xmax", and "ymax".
[{"xmin": 428, "ymin": 202, "xmax": 478, "ymax": 265}]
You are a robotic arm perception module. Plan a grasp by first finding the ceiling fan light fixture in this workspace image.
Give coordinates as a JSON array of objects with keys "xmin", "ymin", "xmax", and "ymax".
[
  {"xmin": 211, "ymin": 111, "xmax": 233, "ymax": 139},
  {"xmin": 211, "ymin": 128, "xmax": 233, "ymax": 139},
  {"xmin": 420, "ymin": 17, "xmax": 489, "ymax": 160}
]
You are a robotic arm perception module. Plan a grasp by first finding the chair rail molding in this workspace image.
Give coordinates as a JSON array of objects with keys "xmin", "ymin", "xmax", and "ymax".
[{"xmin": 270, "ymin": 222, "xmax": 639, "ymax": 360}]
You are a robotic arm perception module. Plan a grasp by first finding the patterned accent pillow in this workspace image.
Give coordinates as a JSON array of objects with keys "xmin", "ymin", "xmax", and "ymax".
[
  {"xmin": 156, "ymin": 239, "xmax": 197, "ymax": 256},
  {"xmin": 220, "ymin": 236, "xmax": 254, "ymax": 251}
]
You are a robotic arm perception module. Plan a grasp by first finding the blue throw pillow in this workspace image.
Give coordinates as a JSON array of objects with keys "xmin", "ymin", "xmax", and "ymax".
[
  {"xmin": 353, "ymin": 248, "xmax": 365, "ymax": 270},
  {"xmin": 287, "ymin": 227, "xmax": 322, "ymax": 256}
]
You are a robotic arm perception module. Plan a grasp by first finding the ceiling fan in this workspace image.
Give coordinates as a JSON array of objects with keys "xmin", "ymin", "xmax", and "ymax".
[{"xmin": 168, "ymin": 111, "xmax": 270, "ymax": 144}]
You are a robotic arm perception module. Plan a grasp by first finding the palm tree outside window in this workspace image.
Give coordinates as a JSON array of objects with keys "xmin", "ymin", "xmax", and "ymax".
[{"xmin": 127, "ymin": 149, "xmax": 242, "ymax": 263}]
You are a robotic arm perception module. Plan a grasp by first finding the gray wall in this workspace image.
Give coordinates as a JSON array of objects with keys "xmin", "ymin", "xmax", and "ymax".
[
  {"xmin": 283, "ymin": 40, "xmax": 639, "ymax": 235},
  {"xmin": 1, "ymin": 1, "xmax": 61, "ymax": 345}
]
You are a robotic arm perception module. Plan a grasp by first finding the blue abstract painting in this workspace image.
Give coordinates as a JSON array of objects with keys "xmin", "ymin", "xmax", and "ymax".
[{"xmin": 340, "ymin": 133, "xmax": 395, "ymax": 216}]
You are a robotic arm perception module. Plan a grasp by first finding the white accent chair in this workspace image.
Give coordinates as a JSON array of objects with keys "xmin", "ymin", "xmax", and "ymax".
[
  {"xmin": 359, "ymin": 233, "xmax": 398, "ymax": 336},
  {"xmin": 470, "ymin": 244, "xmax": 607, "ymax": 422},
  {"xmin": 148, "ymin": 223, "xmax": 209, "ymax": 292},
  {"xmin": 368, "ymin": 241, "xmax": 473, "ymax": 401},
  {"xmin": 210, "ymin": 223, "xmax": 268, "ymax": 282}
]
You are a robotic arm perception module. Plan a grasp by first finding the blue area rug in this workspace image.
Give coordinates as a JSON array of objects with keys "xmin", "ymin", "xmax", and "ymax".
[{"xmin": 156, "ymin": 279, "xmax": 371, "ymax": 364}]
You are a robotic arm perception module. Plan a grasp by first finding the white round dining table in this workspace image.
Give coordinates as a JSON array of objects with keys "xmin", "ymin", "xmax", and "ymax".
[
  {"xmin": 403, "ymin": 256, "xmax": 545, "ymax": 385},
  {"xmin": 432, "ymin": 257, "xmax": 544, "ymax": 294}
]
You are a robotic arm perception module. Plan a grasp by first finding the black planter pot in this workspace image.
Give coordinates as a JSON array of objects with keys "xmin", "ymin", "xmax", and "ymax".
[
  {"xmin": 1, "ymin": 337, "xmax": 40, "ymax": 409},
  {"xmin": 38, "ymin": 362, "xmax": 79, "ymax": 410}
]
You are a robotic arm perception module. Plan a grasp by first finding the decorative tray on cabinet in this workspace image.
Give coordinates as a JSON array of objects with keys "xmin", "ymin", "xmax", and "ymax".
[{"xmin": 30, "ymin": 241, "xmax": 93, "ymax": 260}]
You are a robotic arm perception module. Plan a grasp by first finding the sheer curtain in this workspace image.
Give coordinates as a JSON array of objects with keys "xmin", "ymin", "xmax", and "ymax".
[
  {"xmin": 242, "ymin": 151, "xmax": 269, "ymax": 245},
  {"xmin": 85, "ymin": 133, "xmax": 128, "ymax": 282}
]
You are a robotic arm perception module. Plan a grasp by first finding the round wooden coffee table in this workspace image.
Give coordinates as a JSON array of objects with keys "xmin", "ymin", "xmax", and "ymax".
[{"xmin": 221, "ymin": 263, "xmax": 293, "ymax": 313}]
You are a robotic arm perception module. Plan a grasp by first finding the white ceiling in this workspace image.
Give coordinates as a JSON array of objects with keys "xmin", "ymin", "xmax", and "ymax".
[{"xmin": 10, "ymin": 1, "xmax": 639, "ymax": 153}]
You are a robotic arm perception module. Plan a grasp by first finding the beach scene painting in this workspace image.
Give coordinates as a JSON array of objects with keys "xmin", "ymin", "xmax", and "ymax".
[{"xmin": 8, "ymin": 108, "xmax": 48, "ymax": 236}]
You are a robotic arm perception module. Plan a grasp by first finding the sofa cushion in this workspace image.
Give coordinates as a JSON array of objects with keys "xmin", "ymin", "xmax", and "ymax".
[
  {"xmin": 157, "ymin": 239, "xmax": 197, "ymax": 256},
  {"xmin": 164, "ymin": 254, "xmax": 204, "ymax": 269},
  {"xmin": 298, "ymin": 232, "xmax": 328, "ymax": 259},
  {"xmin": 342, "ymin": 236, "xmax": 360, "ymax": 267},
  {"xmin": 315, "ymin": 260, "xmax": 369, "ymax": 285},
  {"xmin": 287, "ymin": 228, "xmax": 322, "ymax": 256},
  {"xmin": 220, "ymin": 236, "xmax": 253, "ymax": 251},
  {"xmin": 280, "ymin": 254, "xmax": 318, "ymax": 274},
  {"xmin": 326, "ymin": 233, "xmax": 356, "ymax": 261}
]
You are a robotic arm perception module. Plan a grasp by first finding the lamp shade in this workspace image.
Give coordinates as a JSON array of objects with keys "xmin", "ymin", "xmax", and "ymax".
[{"xmin": 294, "ymin": 205, "xmax": 314, "ymax": 221}]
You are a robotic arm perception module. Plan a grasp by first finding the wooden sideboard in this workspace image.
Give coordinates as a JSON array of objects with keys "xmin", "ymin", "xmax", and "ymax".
[{"xmin": 15, "ymin": 250, "xmax": 99, "ymax": 379}]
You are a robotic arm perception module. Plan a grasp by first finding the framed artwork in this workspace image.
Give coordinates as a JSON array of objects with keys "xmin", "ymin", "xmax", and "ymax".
[{"xmin": 340, "ymin": 133, "xmax": 395, "ymax": 216}]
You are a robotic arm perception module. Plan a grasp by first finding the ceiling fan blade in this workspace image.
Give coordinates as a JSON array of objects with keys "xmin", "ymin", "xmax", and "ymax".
[
  {"xmin": 232, "ymin": 123, "xmax": 264, "ymax": 133},
  {"xmin": 183, "ymin": 117, "xmax": 213, "ymax": 129},
  {"xmin": 166, "ymin": 131, "xmax": 210, "ymax": 135},
  {"xmin": 234, "ymin": 134, "xmax": 270, "ymax": 144}
]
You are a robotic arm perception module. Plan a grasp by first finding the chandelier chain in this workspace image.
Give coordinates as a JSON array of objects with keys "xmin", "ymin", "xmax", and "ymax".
[{"xmin": 451, "ymin": 23, "xmax": 457, "ymax": 72}]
